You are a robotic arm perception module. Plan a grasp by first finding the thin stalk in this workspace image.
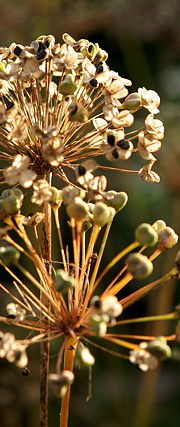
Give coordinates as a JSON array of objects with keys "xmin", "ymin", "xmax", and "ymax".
[
  {"xmin": 120, "ymin": 266, "xmax": 178, "ymax": 309},
  {"xmin": 60, "ymin": 336, "xmax": 77, "ymax": 427},
  {"xmin": 53, "ymin": 206, "xmax": 67, "ymax": 273},
  {"xmin": 116, "ymin": 312, "xmax": 177, "ymax": 326},
  {"xmin": 40, "ymin": 172, "xmax": 52, "ymax": 427},
  {"xmin": 93, "ymin": 241, "xmax": 139, "ymax": 291}
]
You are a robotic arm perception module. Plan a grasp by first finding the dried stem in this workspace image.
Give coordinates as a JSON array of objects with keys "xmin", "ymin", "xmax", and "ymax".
[{"xmin": 40, "ymin": 172, "xmax": 52, "ymax": 427}]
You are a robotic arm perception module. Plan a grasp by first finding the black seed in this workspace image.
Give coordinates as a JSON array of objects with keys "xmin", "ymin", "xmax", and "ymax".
[
  {"xmin": 14, "ymin": 46, "xmax": 22, "ymax": 57},
  {"xmin": 96, "ymin": 64, "xmax": 103, "ymax": 74},
  {"xmin": 27, "ymin": 212, "xmax": 34, "ymax": 218},
  {"xmin": 107, "ymin": 134, "xmax": 115, "ymax": 146},
  {"xmin": 37, "ymin": 50, "xmax": 46, "ymax": 61},
  {"xmin": 6, "ymin": 101, "xmax": 14, "ymax": 110},
  {"xmin": 95, "ymin": 61, "xmax": 103, "ymax": 68},
  {"xmin": 78, "ymin": 165, "xmax": 86, "ymax": 176},
  {"xmin": 117, "ymin": 139, "xmax": 130, "ymax": 150},
  {"xmin": 112, "ymin": 149, "xmax": 119, "ymax": 159},
  {"xmin": 37, "ymin": 42, "xmax": 45, "ymax": 52},
  {"xmin": 44, "ymin": 40, "xmax": 50, "ymax": 48},
  {"xmin": 90, "ymin": 78, "xmax": 98, "ymax": 87},
  {"xmin": 88, "ymin": 44, "xmax": 93, "ymax": 53},
  {"xmin": 15, "ymin": 351, "xmax": 22, "ymax": 361},
  {"xmin": 94, "ymin": 299, "xmax": 102, "ymax": 309},
  {"xmin": 7, "ymin": 314, "xmax": 17, "ymax": 319},
  {"xmin": 22, "ymin": 367, "xmax": 30, "ymax": 377}
]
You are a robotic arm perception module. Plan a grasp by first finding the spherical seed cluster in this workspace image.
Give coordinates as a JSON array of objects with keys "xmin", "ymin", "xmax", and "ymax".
[{"xmin": 0, "ymin": 33, "xmax": 163, "ymax": 188}]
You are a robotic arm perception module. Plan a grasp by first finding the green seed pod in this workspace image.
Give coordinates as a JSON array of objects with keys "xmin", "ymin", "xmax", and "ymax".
[
  {"xmin": 49, "ymin": 187, "xmax": 62, "ymax": 207},
  {"xmin": 0, "ymin": 246, "xmax": 20, "ymax": 266},
  {"xmin": 106, "ymin": 191, "xmax": 128, "ymax": 211},
  {"xmin": 147, "ymin": 337, "xmax": 171, "ymax": 361},
  {"xmin": 93, "ymin": 202, "xmax": 115, "ymax": 227},
  {"xmin": 81, "ymin": 43, "xmax": 98, "ymax": 60},
  {"xmin": 126, "ymin": 253, "xmax": 153, "ymax": 279},
  {"xmin": 59, "ymin": 74, "xmax": 77, "ymax": 95},
  {"xmin": 121, "ymin": 93, "xmax": 141, "ymax": 110},
  {"xmin": 2, "ymin": 189, "xmax": 24, "ymax": 215},
  {"xmin": 66, "ymin": 197, "xmax": 89, "ymax": 221},
  {"xmin": 69, "ymin": 102, "xmax": 88, "ymax": 123},
  {"xmin": 92, "ymin": 320, "xmax": 107, "ymax": 337},
  {"xmin": 158, "ymin": 227, "xmax": 178, "ymax": 249},
  {"xmin": 152, "ymin": 220, "xmax": 166, "ymax": 234},
  {"xmin": 55, "ymin": 269, "xmax": 75, "ymax": 293},
  {"xmin": 135, "ymin": 223, "xmax": 158, "ymax": 247},
  {"xmin": 75, "ymin": 346, "xmax": 95, "ymax": 368}
]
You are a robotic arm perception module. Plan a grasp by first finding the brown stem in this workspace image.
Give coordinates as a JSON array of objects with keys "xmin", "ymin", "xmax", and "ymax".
[
  {"xmin": 60, "ymin": 336, "xmax": 77, "ymax": 427},
  {"xmin": 40, "ymin": 173, "xmax": 52, "ymax": 427}
]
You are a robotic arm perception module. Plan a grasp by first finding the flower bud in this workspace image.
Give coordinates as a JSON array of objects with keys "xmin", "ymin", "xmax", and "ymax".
[
  {"xmin": 66, "ymin": 197, "xmax": 89, "ymax": 221},
  {"xmin": 105, "ymin": 191, "xmax": 128, "ymax": 211},
  {"xmin": 55, "ymin": 269, "xmax": 75, "ymax": 293},
  {"xmin": 158, "ymin": 227, "xmax": 178, "ymax": 249},
  {"xmin": 59, "ymin": 74, "xmax": 77, "ymax": 95},
  {"xmin": 0, "ymin": 246, "xmax": 20, "ymax": 266},
  {"xmin": 135, "ymin": 223, "xmax": 158, "ymax": 247},
  {"xmin": 147, "ymin": 337, "xmax": 171, "ymax": 361},
  {"xmin": 2, "ymin": 189, "xmax": 24, "ymax": 215},
  {"xmin": 75, "ymin": 346, "xmax": 95, "ymax": 367},
  {"xmin": 92, "ymin": 202, "xmax": 115, "ymax": 227},
  {"xmin": 152, "ymin": 220, "xmax": 166, "ymax": 234},
  {"xmin": 121, "ymin": 93, "xmax": 141, "ymax": 110},
  {"xmin": 126, "ymin": 253, "xmax": 153, "ymax": 279}
]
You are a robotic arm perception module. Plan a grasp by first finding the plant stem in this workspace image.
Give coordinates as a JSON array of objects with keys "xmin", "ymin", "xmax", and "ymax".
[
  {"xmin": 60, "ymin": 336, "xmax": 77, "ymax": 427},
  {"xmin": 40, "ymin": 173, "xmax": 52, "ymax": 427}
]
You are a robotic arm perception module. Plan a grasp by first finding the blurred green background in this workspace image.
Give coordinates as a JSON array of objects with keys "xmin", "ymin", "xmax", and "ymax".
[{"xmin": 0, "ymin": 1, "xmax": 180, "ymax": 426}]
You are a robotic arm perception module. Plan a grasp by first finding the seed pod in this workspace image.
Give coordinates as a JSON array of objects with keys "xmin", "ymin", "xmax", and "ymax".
[
  {"xmin": 2, "ymin": 189, "xmax": 24, "ymax": 215},
  {"xmin": 75, "ymin": 346, "xmax": 95, "ymax": 367},
  {"xmin": 49, "ymin": 371, "xmax": 74, "ymax": 397},
  {"xmin": 135, "ymin": 223, "xmax": 158, "ymax": 247},
  {"xmin": 59, "ymin": 74, "xmax": 77, "ymax": 95},
  {"xmin": 152, "ymin": 220, "xmax": 166, "ymax": 234},
  {"xmin": 69, "ymin": 102, "xmax": 88, "ymax": 123},
  {"xmin": 147, "ymin": 337, "xmax": 171, "ymax": 361},
  {"xmin": 121, "ymin": 93, "xmax": 141, "ymax": 110},
  {"xmin": 126, "ymin": 253, "xmax": 153, "ymax": 279},
  {"xmin": 93, "ymin": 202, "xmax": 115, "ymax": 227},
  {"xmin": 158, "ymin": 227, "xmax": 178, "ymax": 249},
  {"xmin": 106, "ymin": 190, "xmax": 128, "ymax": 211},
  {"xmin": 0, "ymin": 246, "xmax": 20, "ymax": 267},
  {"xmin": 49, "ymin": 187, "xmax": 62, "ymax": 207},
  {"xmin": 55, "ymin": 269, "xmax": 75, "ymax": 293},
  {"xmin": 66, "ymin": 197, "xmax": 89, "ymax": 221}
]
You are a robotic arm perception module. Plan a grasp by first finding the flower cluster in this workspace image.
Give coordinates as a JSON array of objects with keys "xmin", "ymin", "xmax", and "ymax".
[{"xmin": 0, "ymin": 33, "xmax": 164, "ymax": 188}]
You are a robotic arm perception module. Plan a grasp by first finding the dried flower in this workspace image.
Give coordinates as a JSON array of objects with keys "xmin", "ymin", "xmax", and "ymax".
[{"xmin": 4, "ymin": 154, "xmax": 37, "ymax": 188}]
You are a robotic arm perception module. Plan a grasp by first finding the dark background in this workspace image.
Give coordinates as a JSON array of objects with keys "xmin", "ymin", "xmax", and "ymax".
[{"xmin": 0, "ymin": 1, "xmax": 180, "ymax": 426}]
